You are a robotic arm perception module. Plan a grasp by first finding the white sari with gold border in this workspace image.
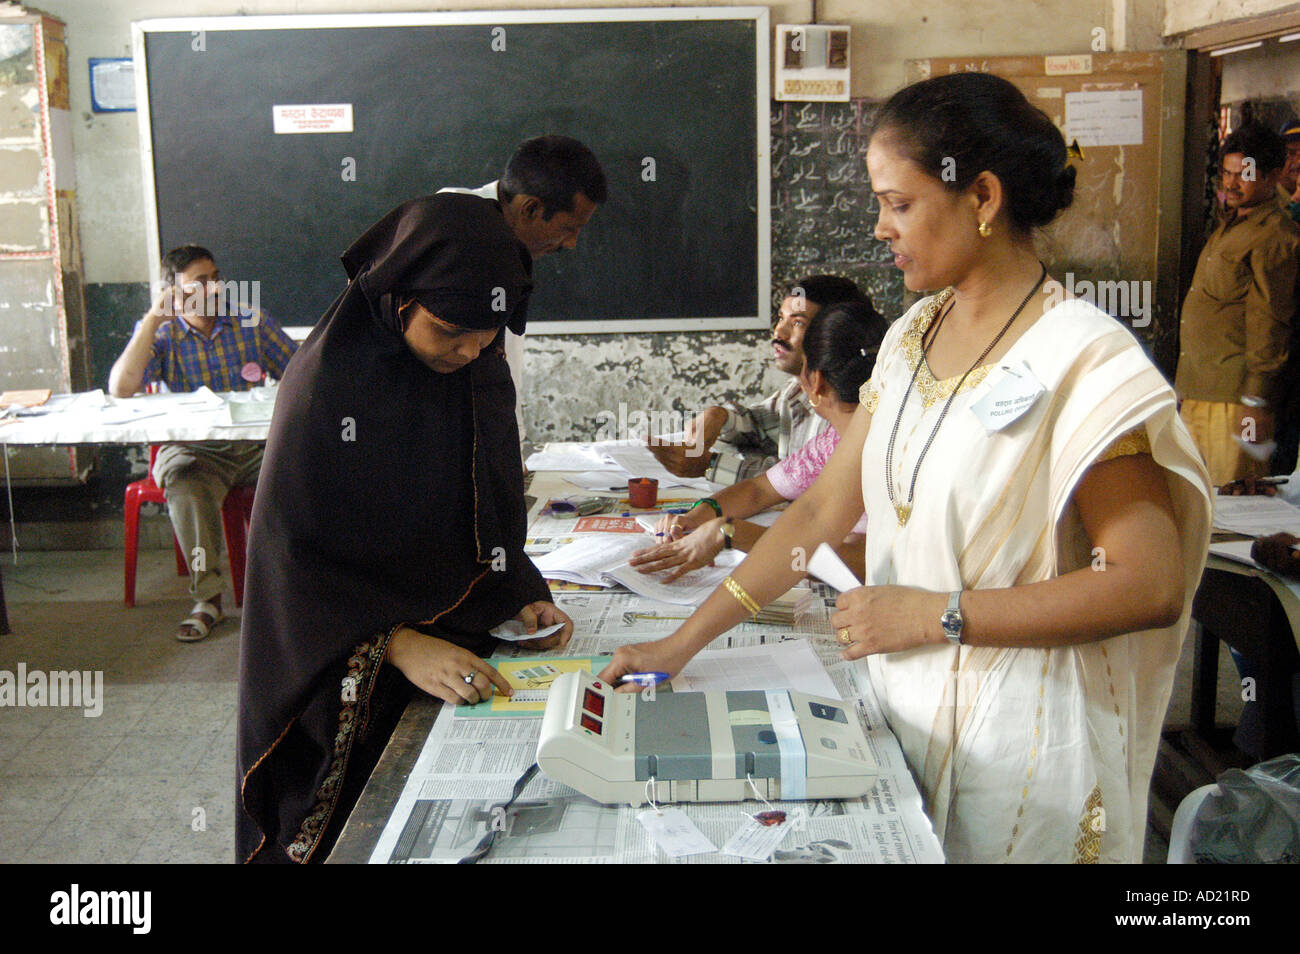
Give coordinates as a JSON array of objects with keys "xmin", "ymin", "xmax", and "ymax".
[{"xmin": 858, "ymin": 292, "xmax": 1212, "ymax": 864}]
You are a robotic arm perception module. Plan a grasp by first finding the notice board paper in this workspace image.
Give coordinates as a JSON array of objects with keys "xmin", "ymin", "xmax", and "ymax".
[{"xmin": 1064, "ymin": 89, "xmax": 1142, "ymax": 147}]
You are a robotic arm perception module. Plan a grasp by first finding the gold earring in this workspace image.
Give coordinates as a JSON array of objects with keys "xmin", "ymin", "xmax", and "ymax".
[
  {"xmin": 809, "ymin": 394, "xmax": 821, "ymax": 409},
  {"xmin": 978, "ymin": 221, "xmax": 992, "ymax": 238}
]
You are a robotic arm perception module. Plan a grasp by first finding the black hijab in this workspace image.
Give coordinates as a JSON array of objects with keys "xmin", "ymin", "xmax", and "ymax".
[{"xmin": 237, "ymin": 193, "xmax": 551, "ymax": 863}]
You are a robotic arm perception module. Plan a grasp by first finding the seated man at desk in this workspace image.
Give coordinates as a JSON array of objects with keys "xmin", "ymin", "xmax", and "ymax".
[
  {"xmin": 108, "ymin": 244, "xmax": 298, "ymax": 641},
  {"xmin": 652, "ymin": 275, "xmax": 871, "ymax": 482}
]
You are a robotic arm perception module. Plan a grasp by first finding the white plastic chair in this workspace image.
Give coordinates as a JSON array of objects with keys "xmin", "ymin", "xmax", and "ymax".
[{"xmin": 1166, "ymin": 783, "xmax": 1220, "ymax": 863}]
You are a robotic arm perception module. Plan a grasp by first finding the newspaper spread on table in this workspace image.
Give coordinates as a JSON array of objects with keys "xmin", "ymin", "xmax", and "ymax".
[{"xmin": 367, "ymin": 588, "xmax": 944, "ymax": 864}]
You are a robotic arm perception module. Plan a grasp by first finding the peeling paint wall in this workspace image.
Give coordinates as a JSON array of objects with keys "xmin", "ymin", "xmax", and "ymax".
[
  {"xmin": 524, "ymin": 329, "xmax": 783, "ymax": 444},
  {"xmin": 1164, "ymin": 0, "xmax": 1297, "ymax": 37}
]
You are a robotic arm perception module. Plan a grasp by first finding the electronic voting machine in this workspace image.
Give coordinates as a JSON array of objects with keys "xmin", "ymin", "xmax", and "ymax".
[{"xmin": 537, "ymin": 670, "xmax": 878, "ymax": 805}]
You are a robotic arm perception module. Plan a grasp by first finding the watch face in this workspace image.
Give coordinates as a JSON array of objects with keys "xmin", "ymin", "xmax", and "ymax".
[{"xmin": 941, "ymin": 610, "xmax": 962, "ymax": 635}]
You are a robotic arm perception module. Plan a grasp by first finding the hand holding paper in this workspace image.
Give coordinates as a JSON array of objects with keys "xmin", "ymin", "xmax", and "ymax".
[{"xmin": 807, "ymin": 542, "xmax": 862, "ymax": 592}]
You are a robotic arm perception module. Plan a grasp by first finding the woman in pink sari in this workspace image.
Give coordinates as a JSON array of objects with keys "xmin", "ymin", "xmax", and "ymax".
[{"xmin": 631, "ymin": 299, "xmax": 886, "ymax": 581}]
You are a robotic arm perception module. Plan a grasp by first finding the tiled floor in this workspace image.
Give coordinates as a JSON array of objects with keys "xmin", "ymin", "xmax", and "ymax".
[
  {"xmin": 0, "ymin": 548, "xmax": 1253, "ymax": 864},
  {"xmin": 1, "ymin": 550, "xmax": 239, "ymax": 863}
]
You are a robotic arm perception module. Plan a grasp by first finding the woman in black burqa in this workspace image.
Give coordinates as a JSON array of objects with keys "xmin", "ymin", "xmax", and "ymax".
[{"xmin": 236, "ymin": 193, "xmax": 572, "ymax": 864}]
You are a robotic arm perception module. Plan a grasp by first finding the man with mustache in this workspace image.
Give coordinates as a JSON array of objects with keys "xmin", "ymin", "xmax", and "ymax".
[
  {"xmin": 1176, "ymin": 122, "xmax": 1300, "ymax": 485},
  {"xmin": 108, "ymin": 245, "xmax": 298, "ymax": 641},
  {"xmin": 655, "ymin": 275, "xmax": 869, "ymax": 480}
]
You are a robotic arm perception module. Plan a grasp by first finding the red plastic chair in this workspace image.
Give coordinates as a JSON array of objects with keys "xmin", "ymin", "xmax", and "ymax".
[{"xmin": 123, "ymin": 445, "xmax": 255, "ymax": 608}]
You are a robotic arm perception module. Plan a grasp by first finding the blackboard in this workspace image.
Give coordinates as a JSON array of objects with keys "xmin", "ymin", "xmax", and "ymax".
[
  {"xmin": 770, "ymin": 100, "xmax": 904, "ymax": 322},
  {"xmin": 134, "ymin": 11, "xmax": 769, "ymax": 333}
]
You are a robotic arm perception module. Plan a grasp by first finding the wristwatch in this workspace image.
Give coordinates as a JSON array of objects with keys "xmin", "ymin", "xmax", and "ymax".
[
  {"xmin": 720, "ymin": 517, "xmax": 735, "ymax": 550},
  {"xmin": 940, "ymin": 590, "xmax": 964, "ymax": 646}
]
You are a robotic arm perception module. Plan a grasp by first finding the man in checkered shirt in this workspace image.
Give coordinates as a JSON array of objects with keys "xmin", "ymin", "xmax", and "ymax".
[{"xmin": 109, "ymin": 245, "xmax": 297, "ymax": 641}]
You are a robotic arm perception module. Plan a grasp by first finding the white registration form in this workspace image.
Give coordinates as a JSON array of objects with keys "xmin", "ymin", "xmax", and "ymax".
[
  {"xmin": 1212, "ymin": 494, "xmax": 1300, "ymax": 537},
  {"xmin": 670, "ymin": 638, "xmax": 840, "ymax": 697}
]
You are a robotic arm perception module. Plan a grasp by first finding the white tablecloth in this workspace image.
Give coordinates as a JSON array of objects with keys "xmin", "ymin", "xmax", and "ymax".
[{"xmin": 0, "ymin": 388, "xmax": 274, "ymax": 445}]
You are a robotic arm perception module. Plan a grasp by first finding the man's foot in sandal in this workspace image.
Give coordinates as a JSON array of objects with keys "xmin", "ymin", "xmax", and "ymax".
[{"xmin": 176, "ymin": 597, "xmax": 224, "ymax": 642}]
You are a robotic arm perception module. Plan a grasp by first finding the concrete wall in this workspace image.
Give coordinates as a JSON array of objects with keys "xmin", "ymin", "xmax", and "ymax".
[
  {"xmin": 1165, "ymin": 0, "xmax": 1300, "ymax": 37},
  {"xmin": 1219, "ymin": 37, "xmax": 1300, "ymax": 103}
]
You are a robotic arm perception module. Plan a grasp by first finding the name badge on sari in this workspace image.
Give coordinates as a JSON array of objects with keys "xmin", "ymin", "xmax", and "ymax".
[{"xmin": 970, "ymin": 361, "xmax": 1045, "ymax": 432}]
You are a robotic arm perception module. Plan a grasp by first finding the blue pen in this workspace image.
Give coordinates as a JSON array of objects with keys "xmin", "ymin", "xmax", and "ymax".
[
  {"xmin": 619, "ymin": 671, "xmax": 671, "ymax": 687},
  {"xmin": 620, "ymin": 507, "xmax": 690, "ymax": 517}
]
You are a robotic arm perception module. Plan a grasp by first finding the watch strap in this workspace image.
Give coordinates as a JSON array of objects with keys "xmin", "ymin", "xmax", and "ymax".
[{"xmin": 941, "ymin": 590, "xmax": 963, "ymax": 645}]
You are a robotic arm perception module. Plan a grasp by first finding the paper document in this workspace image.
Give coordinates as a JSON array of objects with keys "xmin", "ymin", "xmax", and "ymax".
[
  {"xmin": 99, "ymin": 406, "xmax": 169, "ymax": 425},
  {"xmin": 670, "ymin": 639, "xmax": 840, "ymax": 697},
  {"xmin": 534, "ymin": 532, "xmax": 741, "ymax": 606},
  {"xmin": 177, "ymin": 385, "xmax": 225, "ymax": 408},
  {"xmin": 533, "ymin": 534, "xmax": 648, "ymax": 586},
  {"xmin": 1208, "ymin": 540, "xmax": 1258, "ymax": 568},
  {"xmin": 489, "ymin": 621, "xmax": 566, "ymax": 643},
  {"xmin": 807, "ymin": 543, "xmax": 861, "ymax": 593},
  {"xmin": 1064, "ymin": 89, "xmax": 1142, "ymax": 147},
  {"xmin": 525, "ymin": 444, "xmax": 624, "ymax": 472},
  {"xmin": 1212, "ymin": 494, "xmax": 1300, "ymax": 537},
  {"xmin": 602, "ymin": 556, "xmax": 738, "ymax": 606},
  {"xmin": 565, "ymin": 472, "xmax": 633, "ymax": 492}
]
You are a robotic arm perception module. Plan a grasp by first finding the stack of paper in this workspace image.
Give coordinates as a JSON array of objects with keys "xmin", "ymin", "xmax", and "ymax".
[
  {"xmin": 752, "ymin": 585, "xmax": 816, "ymax": 625},
  {"xmin": 525, "ymin": 440, "xmax": 723, "ymax": 493},
  {"xmin": 1212, "ymin": 495, "xmax": 1300, "ymax": 537},
  {"xmin": 533, "ymin": 531, "xmax": 742, "ymax": 606},
  {"xmin": 533, "ymin": 534, "xmax": 647, "ymax": 586}
]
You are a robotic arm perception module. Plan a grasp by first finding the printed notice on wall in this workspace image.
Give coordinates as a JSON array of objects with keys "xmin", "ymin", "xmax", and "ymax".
[
  {"xmin": 272, "ymin": 104, "xmax": 353, "ymax": 134},
  {"xmin": 1063, "ymin": 89, "xmax": 1142, "ymax": 147}
]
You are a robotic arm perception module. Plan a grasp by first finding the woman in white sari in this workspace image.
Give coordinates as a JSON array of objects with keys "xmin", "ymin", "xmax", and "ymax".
[{"xmin": 599, "ymin": 72, "xmax": 1212, "ymax": 863}]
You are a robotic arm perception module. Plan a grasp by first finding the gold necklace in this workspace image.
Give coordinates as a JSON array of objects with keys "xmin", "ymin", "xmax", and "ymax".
[{"xmin": 884, "ymin": 264, "xmax": 1047, "ymax": 526}]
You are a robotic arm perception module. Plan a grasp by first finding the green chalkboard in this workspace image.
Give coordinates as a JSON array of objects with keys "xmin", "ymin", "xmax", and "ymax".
[{"xmin": 136, "ymin": 12, "xmax": 769, "ymax": 333}]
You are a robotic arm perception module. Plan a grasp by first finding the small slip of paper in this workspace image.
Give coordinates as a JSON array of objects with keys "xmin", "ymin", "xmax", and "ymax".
[
  {"xmin": 637, "ymin": 808, "xmax": 717, "ymax": 858},
  {"xmin": 970, "ymin": 361, "xmax": 1045, "ymax": 432},
  {"xmin": 807, "ymin": 542, "xmax": 861, "ymax": 592},
  {"xmin": 488, "ymin": 621, "xmax": 566, "ymax": 642},
  {"xmin": 722, "ymin": 815, "xmax": 794, "ymax": 861}
]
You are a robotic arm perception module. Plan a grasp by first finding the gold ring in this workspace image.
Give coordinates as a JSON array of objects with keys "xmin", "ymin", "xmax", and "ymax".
[{"xmin": 837, "ymin": 628, "xmax": 851, "ymax": 645}]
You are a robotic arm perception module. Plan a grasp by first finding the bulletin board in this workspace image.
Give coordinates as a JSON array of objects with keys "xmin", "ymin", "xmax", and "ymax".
[{"xmin": 905, "ymin": 52, "xmax": 1188, "ymax": 373}]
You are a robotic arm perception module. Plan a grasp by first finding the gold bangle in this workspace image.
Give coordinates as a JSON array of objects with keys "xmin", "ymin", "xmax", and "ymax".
[{"xmin": 723, "ymin": 576, "xmax": 761, "ymax": 618}]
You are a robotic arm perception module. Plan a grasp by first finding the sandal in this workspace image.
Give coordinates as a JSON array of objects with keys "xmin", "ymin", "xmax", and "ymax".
[{"xmin": 176, "ymin": 600, "xmax": 224, "ymax": 642}]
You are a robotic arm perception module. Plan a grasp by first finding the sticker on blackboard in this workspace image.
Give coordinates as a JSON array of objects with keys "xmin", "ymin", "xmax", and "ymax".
[{"xmin": 272, "ymin": 104, "xmax": 353, "ymax": 134}]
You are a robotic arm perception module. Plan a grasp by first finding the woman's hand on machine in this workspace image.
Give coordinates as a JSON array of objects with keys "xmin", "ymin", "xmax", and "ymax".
[{"xmin": 597, "ymin": 637, "xmax": 694, "ymax": 692}]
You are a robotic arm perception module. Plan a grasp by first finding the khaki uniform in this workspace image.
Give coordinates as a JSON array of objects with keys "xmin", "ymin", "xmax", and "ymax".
[{"xmin": 1175, "ymin": 199, "xmax": 1300, "ymax": 484}]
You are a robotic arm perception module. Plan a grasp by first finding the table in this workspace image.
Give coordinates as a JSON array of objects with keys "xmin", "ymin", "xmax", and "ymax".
[
  {"xmin": 0, "ymin": 388, "xmax": 274, "ymax": 446},
  {"xmin": 0, "ymin": 388, "xmax": 275, "ymax": 632},
  {"xmin": 328, "ymin": 471, "xmax": 943, "ymax": 864},
  {"xmin": 1191, "ymin": 554, "xmax": 1300, "ymax": 759}
]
